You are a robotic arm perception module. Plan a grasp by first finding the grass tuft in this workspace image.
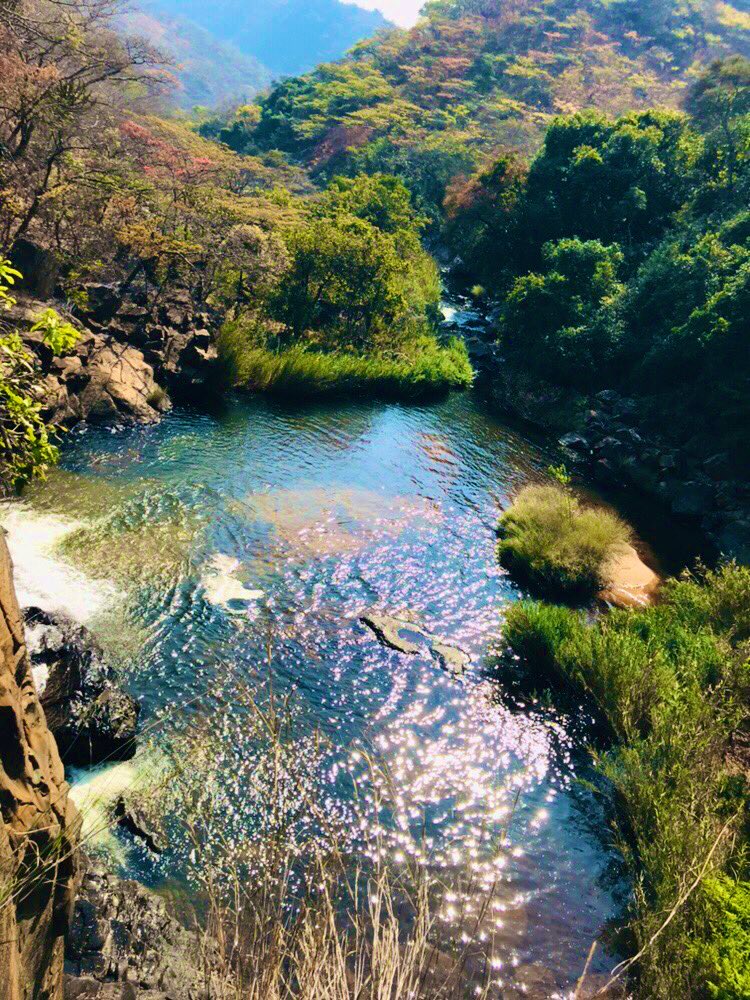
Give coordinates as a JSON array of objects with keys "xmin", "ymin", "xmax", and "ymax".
[{"xmin": 498, "ymin": 484, "xmax": 632, "ymax": 597}]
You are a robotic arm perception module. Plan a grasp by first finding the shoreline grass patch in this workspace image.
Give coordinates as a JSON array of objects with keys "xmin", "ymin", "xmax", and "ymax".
[
  {"xmin": 218, "ymin": 328, "xmax": 474, "ymax": 401},
  {"xmin": 501, "ymin": 564, "xmax": 750, "ymax": 999},
  {"xmin": 497, "ymin": 483, "xmax": 632, "ymax": 598}
]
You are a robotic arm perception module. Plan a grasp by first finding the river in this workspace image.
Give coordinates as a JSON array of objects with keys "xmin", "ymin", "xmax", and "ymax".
[{"xmin": 2, "ymin": 388, "xmax": 631, "ymax": 998}]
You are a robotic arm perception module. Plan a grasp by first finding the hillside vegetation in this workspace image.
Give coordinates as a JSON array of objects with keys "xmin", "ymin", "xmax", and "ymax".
[
  {"xmin": 207, "ymin": 0, "xmax": 750, "ymax": 220},
  {"xmin": 444, "ymin": 57, "xmax": 750, "ymax": 489}
]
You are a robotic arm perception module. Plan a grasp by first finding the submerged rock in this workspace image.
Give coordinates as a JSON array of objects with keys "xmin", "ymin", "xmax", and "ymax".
[
  {"xmin": 359, "ymin": 611, "xmax": 470, "ymax": 675},
  {"xmin": 25, "ymin": 607, "xmax": 140, "ymax": 765},
  {"xmin": 114, "ymin": 796, "xmax": 167, "ymax": 855}
]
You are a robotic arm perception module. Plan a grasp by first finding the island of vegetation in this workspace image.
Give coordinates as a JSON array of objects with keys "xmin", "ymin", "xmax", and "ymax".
[{"xmin": 497, "ymin": 479, "xmax": 633, "ymax": 599}]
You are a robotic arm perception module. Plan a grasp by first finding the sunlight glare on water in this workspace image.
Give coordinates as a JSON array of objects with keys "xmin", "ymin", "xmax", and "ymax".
[{"xmin": 9, "ymin": 393, "xmax": 625, "ymax": 998}]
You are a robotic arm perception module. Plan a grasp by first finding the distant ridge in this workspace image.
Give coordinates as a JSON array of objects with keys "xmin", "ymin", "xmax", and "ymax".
[{"xmin": 141, "ymin": 0, "xmax": 391, "ymax": 82}]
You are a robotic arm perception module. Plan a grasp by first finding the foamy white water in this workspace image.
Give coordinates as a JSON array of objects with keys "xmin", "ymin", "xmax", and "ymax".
[{"xmin": 1, "ymin": 504, "xmax": 119, "ymax": 622}]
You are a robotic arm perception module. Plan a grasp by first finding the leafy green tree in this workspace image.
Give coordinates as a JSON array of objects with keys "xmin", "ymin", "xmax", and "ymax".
[
  {"xmin": 271, "ymin": 215, "xmax": 408, "ymax": 350},
  {"xmin": 524, "ymin": 109, "xmax": 700, "ymax": 252},
  {"xmin": 501, "ymin": 238, "xmax": 624, "ymax": 384},
  {"xmin": 688, "ymin": 57, "xmax": 750, "ymax": 191}
]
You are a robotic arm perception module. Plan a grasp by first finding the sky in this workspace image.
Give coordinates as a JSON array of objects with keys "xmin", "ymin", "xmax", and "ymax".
[{"xmin": 344, "ymin": 0, "xmax": 424, "ymax": 27}]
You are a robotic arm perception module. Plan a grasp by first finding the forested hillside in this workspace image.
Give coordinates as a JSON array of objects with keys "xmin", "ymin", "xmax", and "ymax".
[{"xmin": 214, "ymin": 0, "xmax": 750, "ymax": 220}]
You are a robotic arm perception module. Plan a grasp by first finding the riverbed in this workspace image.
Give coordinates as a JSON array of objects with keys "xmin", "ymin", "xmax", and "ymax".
[{"xmin": 3, "ymin": 390, "xmax": 629, "ymax": 998}]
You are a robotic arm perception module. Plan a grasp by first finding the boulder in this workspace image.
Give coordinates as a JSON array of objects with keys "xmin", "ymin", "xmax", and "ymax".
[
  {"xmin": 65, "ymin": 860, "xmax": 224, "ymax": 1000},
  {"xmin": 0, "ymin": 532, "xmax": 79, "ymax": 1000},
  {"xmin": 10, "ymin": 238, "xmax": 60, "ymax": 299},
  {"xmin": 25, "ymin": 608, "xmax": 140, "ymax": 767},
  {"xmin": 599, "ymin": 545, "xmax": 661, "ymax": 609}
]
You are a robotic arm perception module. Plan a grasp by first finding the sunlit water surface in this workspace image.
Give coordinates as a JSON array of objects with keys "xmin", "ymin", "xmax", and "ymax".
[{"xmin": 5, "ymin": 392, "xmax": 629, "ymax": 998}]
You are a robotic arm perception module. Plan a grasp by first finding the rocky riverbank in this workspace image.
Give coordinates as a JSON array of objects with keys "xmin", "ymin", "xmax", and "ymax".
[
  {"xmin": 3, "ymin": 280, "xmax": 220, "ymax": 430},
  {"xmin": 0, "ymin": 531, "xmax": 79, "ymax": 1000},
  {"xmin": 462, "ymin": 333, "xmax": 750, "ymax": 563}
]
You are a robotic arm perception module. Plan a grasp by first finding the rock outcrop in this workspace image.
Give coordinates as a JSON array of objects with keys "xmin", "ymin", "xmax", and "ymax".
[
  {"xmin": 64, "ymin": 859, "xmax": 222, "ymax": 1000},
  {"xmin": 25, "ymin": 609, "xmax": 140, "ymax": 767},
  {"xmin": 0, "ymin": 532, "xmax": 79, "ymax": 1000},
  {"xmin": 5, "ymin": 299, "xmax": 168, "ymax": 427},
  {"xmin": 3, "ymin": 282, "xmax": 220, "ymax": 430}
]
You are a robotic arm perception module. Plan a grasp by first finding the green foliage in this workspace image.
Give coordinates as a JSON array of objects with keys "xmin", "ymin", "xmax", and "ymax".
[
  {"xmin": 497, "ymin": 483, "xmax": 632, "ymax": 596},
  {"xmin": 697, "ymin": 877, "xmax": 750, "ymax": 999},
  {"xmin": 30, "ymin": 308, "xmax": 80, "ymax": 355},
  {"xmin": 0, "ymin": 260, "xmax": 21, "ymax": 308},
  {"xmin": 501, "ymin": 237, "xmax": 625, "ymax": 385},
  {"xmin": 502, "ymin": 563, "xmax": 750, "ymax": 999},
  {"xmin": 0, "ymin": 333, "xmax": 59, "ymax": 492}
]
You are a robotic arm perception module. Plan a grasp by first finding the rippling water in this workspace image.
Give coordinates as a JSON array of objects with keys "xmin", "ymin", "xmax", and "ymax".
[{"xmin": 5, "ymin": 392, "xmax": 628, "ymax": 997}]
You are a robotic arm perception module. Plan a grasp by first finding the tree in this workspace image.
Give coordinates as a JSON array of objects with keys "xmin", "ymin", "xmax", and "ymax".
[
  {"xmin": 501, "ymin": 238, "xmax": 624, "ymax": 385},
  {"xmin": 0, "ymin": 0, "xmax": 165, "ymax": 254},
  {"xmin": 688, "ymin": 57, "xmax": 750, "ymax": 190},
  {"xmin": 270, "ymin": 214, "xmax": 409, "ymax": 350}
]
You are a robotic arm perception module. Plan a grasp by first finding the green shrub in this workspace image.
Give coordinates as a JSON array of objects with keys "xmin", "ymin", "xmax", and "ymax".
[
  {"xmin": 497, "ymin": 484, "xmax": 631, "ymax": 597},
  {"xmin": 218, "ymin": 328, "xmax": 474, "ymax": 400},
  {"xmin": 501, "ymin": 564, "xmax": 750, "ymax": 999},
  {"xmin": 697, "ymin": 878, "xmax": 750, "ymax": 1000}
]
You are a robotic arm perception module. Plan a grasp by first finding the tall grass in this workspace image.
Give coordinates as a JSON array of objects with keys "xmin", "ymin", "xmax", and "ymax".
[
  {"xmin": 96, "ymin": 688, "xmax": 498, "ymax": 1000},
  {"xmin": 218, "ymin": 325, "xmax": 474, "ymax": 401},
  {"xmin": 498, "ymin": 484, "xmax": 632, "ymax": 597},
  {"xmin": 502, "ymin": 564, "xmax": 750, "ymax": 999}
]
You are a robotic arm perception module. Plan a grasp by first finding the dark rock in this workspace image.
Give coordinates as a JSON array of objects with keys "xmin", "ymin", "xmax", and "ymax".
[
  {"xmin": 81, "ymin": 284, "xmax": 123, "ymax": 324},
  {"xmin": 10, "ymin": 238, "xmax": 60, "ymax": 299},
  {"xmin": 559, "ymin": 432, "xmax": 590, "ymax": 455},
  {"xmin": 114, "ymin": 797, "xmax": 167, "ymax": 854},
  {"xmin": 66, "ymin": 859, "xmax": 223, "ymax": 1000},
  {"xmin": 670, "ymin": 479, "xmax": 716, "ymax": 518},
  {"xmin": 25, "ymin": 607, "xmax": 140, "ymax": 766}
]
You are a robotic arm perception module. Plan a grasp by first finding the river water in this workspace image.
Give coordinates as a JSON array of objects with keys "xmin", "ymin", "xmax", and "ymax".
[{"xmin": 3, "ymin": 389, "xmax": 629, "ymax": 998}]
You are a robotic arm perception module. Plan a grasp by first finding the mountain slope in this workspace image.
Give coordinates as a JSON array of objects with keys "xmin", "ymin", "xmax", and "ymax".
[
  {"xmin": 124, "ymin": 9, "xmax": 273, "ymax": 108},
  {"xmin": 143, "ymin": 0, "xmax": 390, "ymax": 78},
  {"xmin": 240, "ymin": 0, "xmax": 750, "ymax": 187}
]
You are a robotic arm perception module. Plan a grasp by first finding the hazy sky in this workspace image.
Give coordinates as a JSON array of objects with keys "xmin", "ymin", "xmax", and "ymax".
[{"xmin": 344, "ymin": 0, "xmax": 424, "ymax": 27}]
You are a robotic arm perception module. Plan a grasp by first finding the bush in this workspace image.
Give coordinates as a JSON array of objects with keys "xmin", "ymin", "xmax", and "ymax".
[
  {"xmin": 697, "ymin": 878, "xmax": 750, "ymax": 1000},
  {"xmin": 497, "ymin": 484, "xmax": 631, "ymax": 597},
  {"xmin": 218, "ymin": 328, "xmax": 474, "ymax": 400},
  {"xmin": 501, "ymin": 564, "xmax": 750, "ymax": 999}
]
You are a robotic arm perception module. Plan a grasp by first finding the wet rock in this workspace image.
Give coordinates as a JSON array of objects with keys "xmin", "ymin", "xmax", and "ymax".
[
  {"xmin": 360, "ymin": 611, "xmax": 470, "ymax": 675},
  {"xmin": 360, "ymin": 611, "xmax": 424, "ymax": 654},
  {"xmin": 114, "ymin": 796, "xmax": 167, "ymax": 855},
  {"xmin": 25, "ymin": 607, "xmax": 140, "ymax": 766},
  {"xmin": 431, "ymin": 641, "xmax": 471, "ymax": 675},
  {"xmin": 65, "ymin": 859, "xmax": 224, "ymax": 1000}
]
